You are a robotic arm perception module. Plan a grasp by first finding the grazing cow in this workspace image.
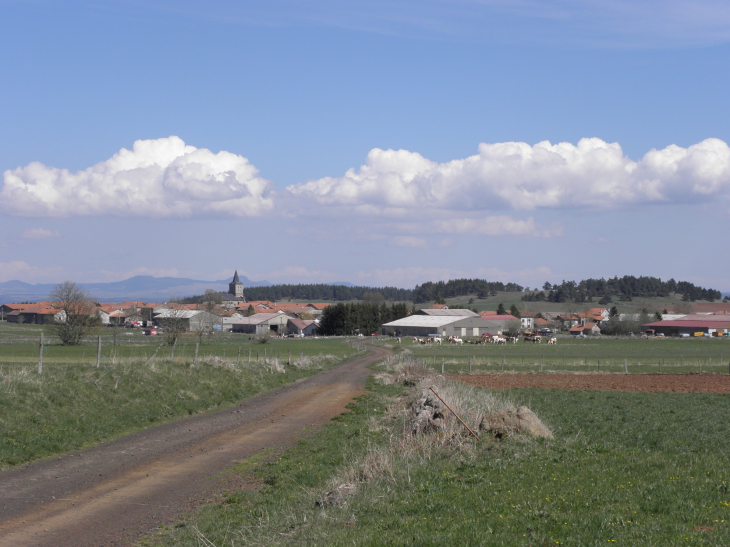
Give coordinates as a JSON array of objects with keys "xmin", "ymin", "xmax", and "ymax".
[
  {"xmin": 433, "ymin": 337, "xmax": 442, "ymax": 345},
  {"xmin": 397, "ymin": 337, "xmax": 401, "ymax": 344},
  {"xmin": 547, "ymin": 337, "xmax": 557, "ymax": 345},
  {"xmin": 533, "ymin": 335, "xmax": 542, "ymax": 344}
]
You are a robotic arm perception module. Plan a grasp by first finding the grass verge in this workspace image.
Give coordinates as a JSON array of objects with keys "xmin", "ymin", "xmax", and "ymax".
[
  {"xmin": 146, "ymin": 359, "xmax": 730, "ymax": 546},
  {"xmin": 0, "ymin": 341, "xmax": 359, "ymax": 469}
]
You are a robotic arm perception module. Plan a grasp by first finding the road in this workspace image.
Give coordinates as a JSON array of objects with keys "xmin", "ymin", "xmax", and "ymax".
[{"xmin": 0, "ymin": 345, "xmax": 390, "ymax": 547}]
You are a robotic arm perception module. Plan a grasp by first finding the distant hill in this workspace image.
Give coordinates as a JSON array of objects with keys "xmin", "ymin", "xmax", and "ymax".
[{"xmin": 0, "ymin": 275, "xmax": 270, "ymax": 303}]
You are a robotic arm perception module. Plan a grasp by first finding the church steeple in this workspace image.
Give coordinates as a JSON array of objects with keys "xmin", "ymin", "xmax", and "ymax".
[{"xmin": 229, "ymin": 271, "xmax": 244, "ymax": 300}]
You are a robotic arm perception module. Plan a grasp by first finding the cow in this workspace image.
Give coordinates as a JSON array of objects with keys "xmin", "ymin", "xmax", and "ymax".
[{"xmin": 547, "ymin": 337, "xmax": 557, "ymax": 345}]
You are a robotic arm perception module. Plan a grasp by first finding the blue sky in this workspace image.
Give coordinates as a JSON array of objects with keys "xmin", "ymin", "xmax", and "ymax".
[{"xmin": 2, "ymin": 0, "xmax": 730, "ymax": 291}]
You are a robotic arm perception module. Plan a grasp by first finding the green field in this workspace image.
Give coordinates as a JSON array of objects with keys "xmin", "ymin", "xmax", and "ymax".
[
  {"xmin": 400, "ymin": 337, "xmax": 730, "ymax": 375},
  {"xmin": 146, "ymin": 359, "xmax": 730, "ymax": 547},
  {"xmin": 0, "ymin": 322, "xmax": 361, "ymax": 469}
]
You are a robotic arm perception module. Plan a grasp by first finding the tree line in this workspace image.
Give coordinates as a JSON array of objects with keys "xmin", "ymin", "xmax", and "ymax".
[
  {"xmin": 521, "ymin": 276, "xmax": 721, "ymax": 304},
  {"xmin": 317, "ymin": 302, "xmax": 410, "ymax": 336},
  {"xmin": 177, "ymin": 275, "xmax": 722, "ymax": 306}
]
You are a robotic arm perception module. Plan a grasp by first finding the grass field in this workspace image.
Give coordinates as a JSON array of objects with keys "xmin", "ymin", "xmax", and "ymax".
[
  {"xmin": 400, "ymin": 337, "xmax": 730, "ymax": 375},
  {"xmin": 146, "ymin": 356, "xmax": 730, "ymax": 547},
  {"xmin": 0, "ymin": 323, "xmax": 361, "ymax": 469}
]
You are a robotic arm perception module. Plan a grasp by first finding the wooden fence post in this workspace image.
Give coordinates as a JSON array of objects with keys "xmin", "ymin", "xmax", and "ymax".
[
  {"xmin": 624, "ymin": 358, "xmax": 628, "ymax": 373},
  {"xmin": 194, "ymin": 342, "xmax": 199, "ymax": 363},
  {"xmin": 38, "ymin": 332, "xmax": 43, "ymax": 374},
  {"xmin": 502, "ymin": 355, "xmax": 505, "ymax": 372},
  {"xmin": 237, "ymin": 347, "xmax": 241, "ymax": 365},
  {"xmin": 249, "ymin": 348, "xmax": 252, "ymax": 365},
  {"xmin": 96, "ymin": 335, "xmax": 101, "ymax": 368},
  {"xmin": 171, "ymin": 337, "xmax": 177, "ymax": 359},
  {"xmin": 441, "ymin": 358, "xmax": 444, "ymax": 374}
]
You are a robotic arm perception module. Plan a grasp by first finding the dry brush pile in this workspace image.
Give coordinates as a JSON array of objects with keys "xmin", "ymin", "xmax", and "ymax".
[{"xmin": 315, "ymin": 358, "xmax": 552, "ymax": 512}]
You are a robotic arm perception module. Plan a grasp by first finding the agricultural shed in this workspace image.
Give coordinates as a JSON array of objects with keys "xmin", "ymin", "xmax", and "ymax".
[
  {"xmin": 381, "ymin": 313, "xmax": 518, "ymax": 337},
  {"xmin": 641, "ymin": 318, "xmax": 730, "ymax": 337},
  {"xmin": 153, "ymin": 309, "xmax": 219, "ymax": 332},
  {"xmin": 415, "ymin": 309, "xmax": 479, "ymax": 317},
  {"xmin": 232, "ymin": 311, "xmax": 290, "ymax": 335}
]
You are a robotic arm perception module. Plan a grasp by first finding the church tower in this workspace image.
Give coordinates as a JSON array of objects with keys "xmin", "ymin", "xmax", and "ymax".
[{"xmin": 229, "ymin": 271, "xmax": 245, "ymax": 301}]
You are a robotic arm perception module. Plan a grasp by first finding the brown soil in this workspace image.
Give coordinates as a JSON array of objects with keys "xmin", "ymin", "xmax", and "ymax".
[
  {"xmin": 0, "ymin": 346, "xmax": 391, "ymax": 547},
  {"xmin": 446, "ymin": 372, "xmax": 730, "ymax": 394}
]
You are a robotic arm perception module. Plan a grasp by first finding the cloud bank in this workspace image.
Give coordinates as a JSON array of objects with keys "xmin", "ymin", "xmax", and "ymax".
[
  {"xmin": 286, "ymin": 138, "xmax": 730, "ymax": 213},
  {"xmin": 1, "ymin": 137, "xmax": 274, "ymax": 218},
  {"xmin": 3, "ymin": 137, "xmax": 730, "ymax": 232}
]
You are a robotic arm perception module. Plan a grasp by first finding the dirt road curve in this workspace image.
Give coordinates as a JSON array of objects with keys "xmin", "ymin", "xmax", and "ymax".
[
  {"xmin": 0, "ymin": 345, "xmax": 390, "ymax": 547},
  {"xmin": 449, "ymin": 372, "xmax": 730, "ymax": 393}
]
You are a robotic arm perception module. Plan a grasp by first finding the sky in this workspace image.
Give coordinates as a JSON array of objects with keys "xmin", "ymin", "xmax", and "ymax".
[{"xmin": 2, "ymin": 0, "xmax": 730, "ymax": 291}]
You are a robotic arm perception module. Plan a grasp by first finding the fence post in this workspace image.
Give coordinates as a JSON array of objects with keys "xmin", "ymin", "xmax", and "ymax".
[
  {"xmin": 288, "ymin": 349, "xmax": 290, "ymax": 366},
  {"xmin": 249, "ymin": 348, "xmax": 252, "ymax": 365},
  {"xmin": 96, "ymin": 335, "xmax": 101, "ymax": 368},
  {"xmin": 598, "ymin": 359, "xmax": 600, "ymax": 373},
  {"xmin": 469, "ymin": 355, "xmax": 472, "ymax": 373},
  {"xmin": 171, "ymin": 337, "xmax": 177, "ymax": 359},
  {"xmin": 699, "ymin": 359, "xmax": 702, "ymax": 374},
  {"xmin": 441, "ymin": 358, "xmax": 444, "ymax": 374},
  {"xmin": 540, "ymin": 355, "xmax": 543, "ymax": 372},
  {"xmin": 38, "ymin": 332, "xmax": 43, "ymax": 374},
  {"xmin": 624, "ymin": 358, "xmax": 628, "ymax": 373},
  {"xmin": 502, "ymin": 355, "xmax": 504, "ymax": 372},
  {"xmin": 194, "ymin": 342, "xmax": 199, "ymax": 363},
  {"xmin": 659, "ymin": 358, "xmax": 661, "ymax": 373},
  {"xmin": 237, "ymin": 347, "xmax": 241, "ymax": 365}
]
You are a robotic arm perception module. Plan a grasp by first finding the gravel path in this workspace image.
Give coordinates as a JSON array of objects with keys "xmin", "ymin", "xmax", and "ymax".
[{"xmin": 0, "ymin": 345, "xmax": 390, "ymax": 547}]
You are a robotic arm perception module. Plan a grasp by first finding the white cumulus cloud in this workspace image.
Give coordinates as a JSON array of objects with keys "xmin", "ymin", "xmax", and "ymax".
[
  {"xmin": 286, "ymin": 138, "xmax": 730, "ymax": 213},
  {"xmin": 1, "ymin": 137, "xmax": 274, "ymax": 218}
]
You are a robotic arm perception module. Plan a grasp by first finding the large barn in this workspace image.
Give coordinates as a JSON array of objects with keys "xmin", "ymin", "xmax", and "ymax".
[{"xmin": 381, "ymin": 309, "xmax": 520, "ymax": 338}]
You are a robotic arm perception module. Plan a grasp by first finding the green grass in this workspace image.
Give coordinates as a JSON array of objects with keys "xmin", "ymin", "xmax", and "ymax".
[
  {"xmin": 405, "ymin": 337, "xmax": 730, "ymax": 375},
  {"xmin": 0, "ymin": 336, "xmax": 360, "ymax": 469},
  {"xmin": 146, "ymin": 371, "xmax": 730, "ymax": 546}
]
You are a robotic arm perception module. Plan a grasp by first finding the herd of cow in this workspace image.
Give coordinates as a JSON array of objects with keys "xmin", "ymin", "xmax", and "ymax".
[{"xmin": 404, "ymin": 333, "xmax": 558, "ymax": 346}]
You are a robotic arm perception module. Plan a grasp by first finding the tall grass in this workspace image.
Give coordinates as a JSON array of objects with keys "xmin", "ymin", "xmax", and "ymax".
[{"xmin": 0, "ymin": 344, "xmax": 356, "ymax": 469}]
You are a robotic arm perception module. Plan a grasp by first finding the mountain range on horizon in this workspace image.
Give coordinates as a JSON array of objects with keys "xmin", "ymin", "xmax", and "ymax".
[{"xmin": 0, "ymin": 275, "xmax": 275, "ymax": 303}]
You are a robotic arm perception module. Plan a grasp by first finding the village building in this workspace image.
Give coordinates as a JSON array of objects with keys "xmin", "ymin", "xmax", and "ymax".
[{"xmin": 221, "ymin": 271, "xmax": 246, "ymax": 305}]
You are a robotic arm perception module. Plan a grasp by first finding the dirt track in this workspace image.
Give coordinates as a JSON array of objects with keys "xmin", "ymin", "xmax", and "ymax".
[
  {"xmin": 448, "ymin": 372, "xmax": 730, "ymax": 393},
  {"xmin": 0, "ymin": 345, "xmax": 390, "ymax": 547}
]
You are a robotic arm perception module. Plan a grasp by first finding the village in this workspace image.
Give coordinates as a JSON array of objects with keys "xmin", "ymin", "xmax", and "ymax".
[{"xmin": 4, "ymin": 271, "xmax": 730, "ymax": 341}]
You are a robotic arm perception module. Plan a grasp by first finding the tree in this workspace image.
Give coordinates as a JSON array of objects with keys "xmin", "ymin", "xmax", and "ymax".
[
  {"xmin": 50, "ymin": 281, "xmax": 98, "ymax": 345},
  {"xmin": 503, "ymin": 320, "xmax": 522, "ymax": 337},
  {"xmin": 509, "ymin": 304, "xmax": 521, "ymax": 318},
  {"xmin": 496, "ymin": 303, "xmax": 506, "ymax": 315},
  {"xmin": 609, "ymin": 306, "xmax": 619, "ymax": 319},
  {"xmin": 246, "ymin": 304, "xmax": 255, "ymax": 317},
  {"xmin": 543, "ymin": 282, "xmax": 552, "ymax": 291},
  {"xmin": 201, "ymin": 289, "xmax": 222, "ymax": 314},
  {"xmin": 435, "ymin": 295, "xmax": 446, "ymax": 305},
  {"xmin": 654, "ymin": 311, "xmax": 662, "ymax": 321},
  {"xmin": 363, "ymin": 291, "xmax": 385, "ymax": 303}
]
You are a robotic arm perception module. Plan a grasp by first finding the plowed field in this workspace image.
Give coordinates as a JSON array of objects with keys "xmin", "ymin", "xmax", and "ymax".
[{"xmin": 447, "ymin": 373, "xmax": 730, "ymax": 393}]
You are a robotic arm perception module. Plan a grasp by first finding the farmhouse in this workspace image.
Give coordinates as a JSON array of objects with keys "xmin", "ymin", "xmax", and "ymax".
[{"xmin": 287, "ymin": 318, "xmax": 318, "ymax": 336}]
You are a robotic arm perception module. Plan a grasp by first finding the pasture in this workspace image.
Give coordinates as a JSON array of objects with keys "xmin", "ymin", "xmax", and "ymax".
[
  {"xmin": 147, "ymin": 360, "xmax": 730, "ymax": 547},
  {"xmin": 0, "ymin": 322, "xmax": 362, "ymax": 469},
  {"xmin": 399, "ymin": 336, "xmax": 730, "ymax": 375}
]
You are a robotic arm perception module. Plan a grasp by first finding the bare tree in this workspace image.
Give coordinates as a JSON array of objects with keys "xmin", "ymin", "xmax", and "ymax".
[{"xmin": 50, "ymin": 281, "xmax": 99, "ymax": 345}]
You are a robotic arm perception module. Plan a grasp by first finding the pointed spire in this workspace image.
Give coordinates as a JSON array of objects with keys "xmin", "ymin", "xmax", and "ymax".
[{"xmin": 232, "ymin": 270, "xmax": 240, "ymax": 283}]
